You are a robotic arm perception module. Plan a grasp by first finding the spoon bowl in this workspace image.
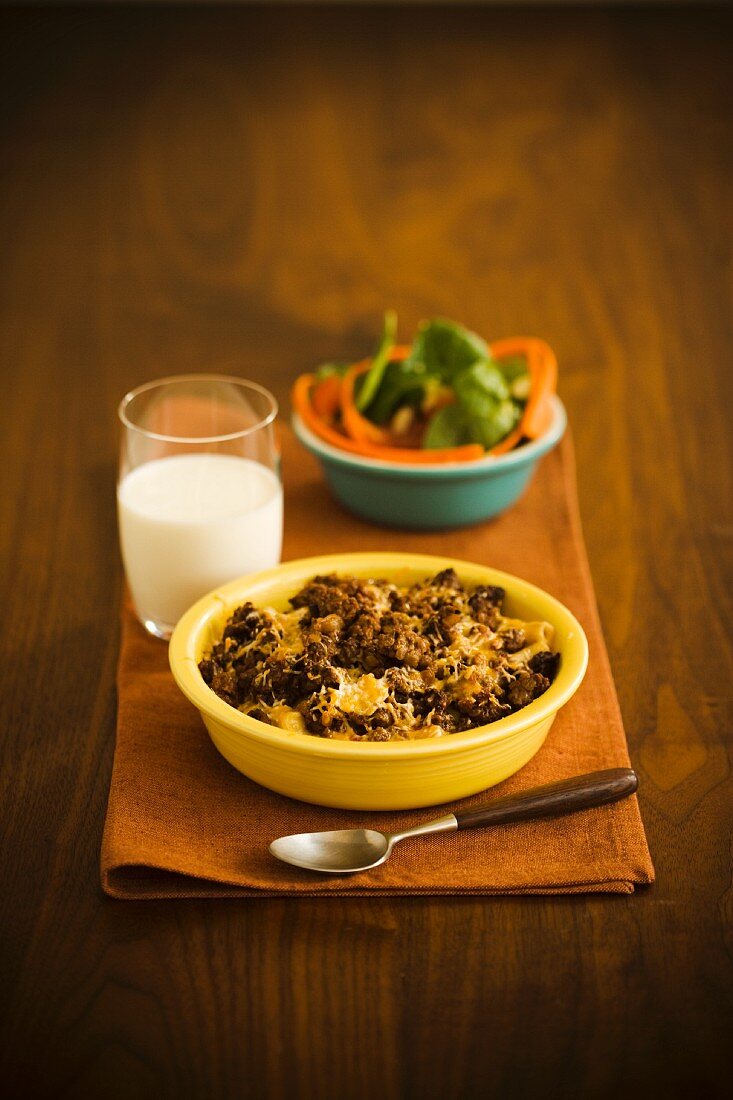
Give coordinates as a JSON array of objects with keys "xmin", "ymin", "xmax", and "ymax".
[{"xmin": 270, "ymin": 829, "xmax": 391, "ymax": 873}]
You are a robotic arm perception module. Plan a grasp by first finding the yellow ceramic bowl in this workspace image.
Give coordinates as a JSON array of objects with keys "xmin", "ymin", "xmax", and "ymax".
[{"xmin": 169, "ymin": 552, "xmax": 589, "ymax": 810}]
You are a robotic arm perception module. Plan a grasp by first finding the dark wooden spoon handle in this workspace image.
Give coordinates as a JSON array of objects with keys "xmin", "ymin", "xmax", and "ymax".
[{"xmin": 455, "ymin": 768, "xmax": 638, "ymax": 830}]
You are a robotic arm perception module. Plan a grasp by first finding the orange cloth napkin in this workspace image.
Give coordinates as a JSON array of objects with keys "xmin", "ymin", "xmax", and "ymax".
[{"xmin": 101, "ymin": 429, "xmax": 654, "ymax": 898}]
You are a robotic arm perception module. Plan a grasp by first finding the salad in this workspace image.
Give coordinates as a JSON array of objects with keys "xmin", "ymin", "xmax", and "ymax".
[{"xmin": 292, "ymin": 314, "xmax": 557, "ymax": 464}]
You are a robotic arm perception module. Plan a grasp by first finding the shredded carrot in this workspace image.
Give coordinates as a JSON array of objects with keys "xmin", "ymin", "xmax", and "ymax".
[
  {"xmin": 292, "ymin": 373, "xmax": 484, "ymax": 464},
  {"xmin": 292, "ymin": 373, "xmax": 339, "ymax": 441},
  {"xmin": 338, "ymin": 345, "xmax": 413, "ymax": 445},
  {"xmin": 340, "ymin": 361, "xmax": 391, "ymax": 445},
  {"xmin": 488, "ymin": 337, "xmax": 557, "ymax": 455},
  {"xmin": 358, "ymin": 439, "xmax": 484, "ymax": 464},
  {"xmin": 389, "ymin": 345, "xmax": 411, "ymax": 361},
  {"xmin": 311, "ymin": 373, "xmax": 343, "ymax": 419},
  {"xmin": 521, "ymin": 339, "xmax": 557, "ymax": 438}
]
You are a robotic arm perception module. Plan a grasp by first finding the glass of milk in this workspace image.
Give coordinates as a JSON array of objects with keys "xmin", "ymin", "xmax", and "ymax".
[{"xmin": 117, "ymin": 374, "xmax": 283, "ymax": 639}]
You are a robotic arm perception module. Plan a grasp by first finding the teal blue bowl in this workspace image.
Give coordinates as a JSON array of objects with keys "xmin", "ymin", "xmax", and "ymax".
[{"xmin": 292, "ymin": 396, "xmax": 567, "ymax": 530}]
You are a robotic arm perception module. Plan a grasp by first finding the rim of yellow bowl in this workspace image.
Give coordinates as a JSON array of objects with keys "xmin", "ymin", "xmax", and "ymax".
[{"xmin": 169, "ymin": 552, "xmax": 589, "ymax": 758}]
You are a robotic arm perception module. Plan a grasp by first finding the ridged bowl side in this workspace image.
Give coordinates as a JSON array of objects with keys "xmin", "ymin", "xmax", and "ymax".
[{"xmin": 203, "ymin": 712, "xmax": 555, "ymax": 809}]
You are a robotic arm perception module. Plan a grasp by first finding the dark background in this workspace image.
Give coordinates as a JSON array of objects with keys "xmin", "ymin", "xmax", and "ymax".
[{"xmin": 1, "ymin": 4, "xmax": 732, "ymax": 1098}]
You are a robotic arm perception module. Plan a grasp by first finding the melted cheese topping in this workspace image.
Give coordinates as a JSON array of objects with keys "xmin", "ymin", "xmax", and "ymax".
[
  {"xmin": 266, "ymin": 704, "xmax": 307, "ymax": 734},
  {"xmin": 331, "ymin": 674, "xmax": 387, "ymax": 716},
  {"xmin": 274, "ymin": 607, "xmax": 308, "ymax": 656},
  {"xmin": 230, "ymin": 579, "xmax": 556, "ymax": 741}
]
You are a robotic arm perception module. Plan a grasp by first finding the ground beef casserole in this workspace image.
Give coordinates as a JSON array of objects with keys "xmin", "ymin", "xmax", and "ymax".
[{"xmin": 199, "ymin": 569, "xmax": 560, "ymax": 741}]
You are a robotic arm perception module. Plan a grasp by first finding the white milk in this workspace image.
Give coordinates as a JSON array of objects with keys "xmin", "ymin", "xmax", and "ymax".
[{"xmin": 118, "ymin": 453, "xmax": 283, "ymax": 630}]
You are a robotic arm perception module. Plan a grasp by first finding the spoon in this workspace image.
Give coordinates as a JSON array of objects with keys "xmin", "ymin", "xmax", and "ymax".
[{"xmin": 269, "ymin": 768, "xmax": 638, "ymax": 874}]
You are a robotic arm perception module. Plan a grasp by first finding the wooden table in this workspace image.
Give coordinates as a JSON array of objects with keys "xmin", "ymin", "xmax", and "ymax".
[{"xmin": 1, "ymin": 5, "xmax": 731, "ymax": 1097}]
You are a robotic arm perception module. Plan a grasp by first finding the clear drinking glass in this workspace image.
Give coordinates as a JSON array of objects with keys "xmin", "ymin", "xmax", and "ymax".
[{"xmin": 117, "ymin": 374, "xmax": 282, "ymax": 639}]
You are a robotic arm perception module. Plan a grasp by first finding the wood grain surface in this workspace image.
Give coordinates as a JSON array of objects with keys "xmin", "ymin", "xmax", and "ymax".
[{"xmin": 1, "ymin": 5, "xmax": 731, "ymax": 1098}]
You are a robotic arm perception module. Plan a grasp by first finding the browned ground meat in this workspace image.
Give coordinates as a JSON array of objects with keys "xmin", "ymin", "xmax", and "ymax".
[{"xmin": 199, "ymin": 570, "xmax": 561, "ymax": 742}]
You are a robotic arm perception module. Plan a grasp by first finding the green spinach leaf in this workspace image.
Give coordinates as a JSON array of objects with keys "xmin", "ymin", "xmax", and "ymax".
[
  {"xmin": 468, "ymin": 399, "xmax": 521, "ymax": 449},
  {"xmin": 423, "ymin": 403, "xmax": 473, "ymax": 449},
  {"xmin": 494, "ymin": 354, "xmax": 528, "ymax": 385},
  {"xmin": 449, "ymin": 362, "xmax": 522, "ymax": 449},
  {"xmin": 363, "ymin": 360, "xmax": 432, "ymax": 425},
  {"xmin": 408, "ymin": 318, "xmax": 489, "ymax": 382},
  {"xmin": 453, "ymin": 362, "xmax": 510, "ymax": 410}
]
